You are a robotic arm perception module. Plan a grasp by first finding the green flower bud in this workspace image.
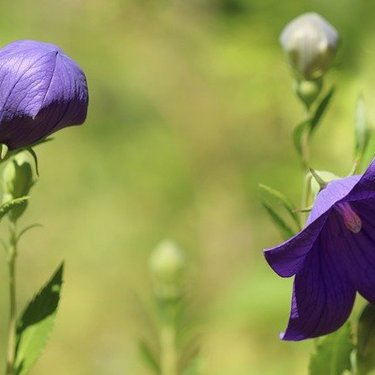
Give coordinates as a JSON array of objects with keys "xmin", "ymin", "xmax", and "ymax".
[
  {"xmin": 280, "ymin": 13, "xmax": 339, "ymax": 80},
  {"xmin": 2, "ymin": 151, "xmax": 37, "ymax": 221},
  {"xmin": 294, "ymin": 78, "xmax": 323, "ymax": 108},
  {"xmin": 149, "ymin": 240, "xmax": 186, "ymax": 301}
]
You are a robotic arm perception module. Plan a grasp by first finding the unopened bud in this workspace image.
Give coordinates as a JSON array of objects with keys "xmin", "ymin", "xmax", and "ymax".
[
  {"xmin": 2, "ymin": 151, "xmax": 37, "ymax": 221},
  {"xmin": 280, "ymin": 13, "xmax": 339, "ymax": 80},
  {"xmin": 294, "ymin": 78, "xmax": 322, "ymax": 108},
  {"xmin": 149, "ymin": 240, "xmax": 186, "ymax": 301}
]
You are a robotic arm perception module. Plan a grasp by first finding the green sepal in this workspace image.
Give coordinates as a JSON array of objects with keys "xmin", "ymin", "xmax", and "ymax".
[
  {"xmin": 14, "ymin": 263, "xmax": 64, "ymax": 375},
  {"xmin": 25, "ymin": 148, "xmax": 39, "ymax": 177},
  {"xmin": 1, "ymin": 144, "xmax": 9, "ymax": 159},
  {"xmin": 0, "ymin": 197, "xmax": 29, "ymax": 221},
  {"xmin": 139, "ymin": 340, "xmax": 160, "ymax": 373},
  {"xmin": 259, "ymin": 184, "xmax": 301, "ymax": 230},
  {"xmin": 309, "ymin": 170, "xmax": 339, "ymax": 197},
  {"xmin": 357, "ymin": 303, "xmax": 375, "ymax": 375},
  {"xmin": 261, "ymin": 202, "xmax": 295, "ymax": 240},
  {"xmin": 309, "ymin": 324, "xmax": 354, "ymax": 375}
]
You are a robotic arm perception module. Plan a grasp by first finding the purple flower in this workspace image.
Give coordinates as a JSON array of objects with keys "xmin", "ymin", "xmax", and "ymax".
[
  {"xmin": 264, "ymin": 160, "xmax": 375, "ymax": 341},
  {"xmin": 0, "ymin": 40, "xmax": 88, "ymax": 150}
]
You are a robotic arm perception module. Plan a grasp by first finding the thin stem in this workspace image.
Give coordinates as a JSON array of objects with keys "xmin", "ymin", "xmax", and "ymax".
[
  {"xmin": 301, "ymin": 129, "xmax": 310, "ymax": 171},
  {"xmin": 300, "ymin": 107, "xmax": 313, "ymax": 224},
  {"xmin": 300, "ymin": 106, "xmax": 312, "ymax": 171},
  {"xmin": 160, "ymin": 305, "xmax": 177, "ymax": 375},
  {"xmin": 5, "ymin": 222, "xmax": 17, "ymax": 375}
]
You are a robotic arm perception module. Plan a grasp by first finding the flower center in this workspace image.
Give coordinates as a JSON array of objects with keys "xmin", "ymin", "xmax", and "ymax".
[{"xmin": 335, "ymin": 202, "xmax": 362, "ymax": 234}]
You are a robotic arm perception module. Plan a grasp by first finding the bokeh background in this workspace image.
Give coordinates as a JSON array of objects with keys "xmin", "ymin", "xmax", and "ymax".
[{"xmin": 0, "ymin": 0, "xmax": 374, "ymax": 374}]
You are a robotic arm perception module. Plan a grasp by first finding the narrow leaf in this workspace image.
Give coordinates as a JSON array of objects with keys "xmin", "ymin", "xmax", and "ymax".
[
  {"xmin": 139, "ymin": 340, "xmax": 160, "ymax": 373},
  {"xmin": 357, "ymin": 303, "xmax": 375, "ymax": 375},
  {"xmin": 15, "ymin": 263, "xmax": 64, "ymax": 375},
  {"xmin": 355, "ymin": 95, "xmax": 370, "ymax": 158},
  {"xmin": 0, "ymin": 197, "xmax": 29, "ymax": 221},
  {"xmin": 16, "ymin": 224, "xmax": 43, "ymax": 243},
  {"xmin": 309, "ymin": 324, "xmax": 354, "ymax": 375},
  {"xmin": 309, "ymin": 86, "xmax": 335, "ymax": 135},
  {"xmin": 293, "ymin": 120, "xmax": 309, "ymax": 157},
  {"xmin": 261, "ymin": 202, "xmax": 295, "ymax": 240},
  {"xmin": 259, "ymin": 184, "xmax": 300, "ymax": 229}
]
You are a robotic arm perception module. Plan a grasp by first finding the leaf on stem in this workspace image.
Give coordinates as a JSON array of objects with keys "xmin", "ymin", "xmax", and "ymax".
[
  {"xmin": 293, "ymin": 119, "xmax": 309, "ymax": 158},
  {"xmin": 357, "ymin": 303, "xmax": 375, "ymax": 375},
  {"xmin": 259, "ymin": 184, "xmax": 301, "ymax": 229},
  {"xmin": 0, "ymin": 197, "xmax": 29, "ymax": 221},
  {"xmin": 355, "ymin": 95, "xmax": 371, "ymax": 160},
  {"xmin": 309, "ymin": 323, "xmax": 354, "ymax": 375},
  {"xmin": 293, "ymin": 87, "xmax": 335, "ymax": 158},
  {"xmin": 309, "ymin": 86, "xmax": 335, "ymax": 135},
  {"xmin": 139, "ymin": 340, "xmax": 160, "ymax": 373},
  {"xmin": 261, "ymin": 202, "xmax": 295, "ymax": 240},
  {"xmin": 14, "ymin": 263, "xmax": 64, "ymax": 375},
  {"xmin": 16, "ymin": 224, "xmax": 43, "ymax": 243}
]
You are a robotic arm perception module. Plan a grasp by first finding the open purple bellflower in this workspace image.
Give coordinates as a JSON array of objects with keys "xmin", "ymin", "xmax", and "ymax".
[
  {"xmin": 264, "ymin": 159, "xmax": 375, "ymax": 341},
  {"xmin": 0, "ymin": 40, "xmax": 88, "ymax": 150}
]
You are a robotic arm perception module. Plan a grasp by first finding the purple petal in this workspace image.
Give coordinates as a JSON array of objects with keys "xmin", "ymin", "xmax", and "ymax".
[
  {"xmin": 341, "ymin": 199, "xmax": 375, "ymax": 302},
  {"xmin": 264, "ymin": 213, "xmax": 328, "ymax": 277},
  {"xmin": 346, "ymin": 158, "xmax": 375, "ymax": 202},
  {"xmin": 282, "ymin": 220, "xmax": 356, "ymax": 340},
  {"xmin": 307, "ymin": 175, "xmax": 360, "ymax": 224}
]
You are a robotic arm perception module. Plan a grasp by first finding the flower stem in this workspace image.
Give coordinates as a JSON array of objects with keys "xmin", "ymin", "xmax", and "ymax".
[
  {"xmin": 5, "ymin": 222, "xmax": 17, "ymax": 375},
  {"xmin": 300, "ymin": 108, "xmax": 313, "ymax": 223},
  {"xmin": 160, "ymin": 305, "xmax": 177, "ymax": 375}
]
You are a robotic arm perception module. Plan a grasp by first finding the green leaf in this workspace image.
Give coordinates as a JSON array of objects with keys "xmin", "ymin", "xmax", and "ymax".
[
  {"xmin": 261, "ymin": 202, "xmax": 295, "ymax": 240},
  {"xmin": 0, "ymin": 197, "xmax": 29, "ymax": 221},
  {"xmin": 139, "ymin": 340, "xmax": 160, "ymax": 374},
  {"xmin": 15, "ymin": 263, "xmax": 64, "ymax": 375},
  {"xmin": 259, "ymin": 184, "xmax": 301, "ymax": 229},
  {"xmin": 293, "ymin": 119, "xmax": 309, "ymax": 157},
  {"xmin": 309, "ymin": 86, "xmax": 335, "ymax": 135},
  {"xmin": 293, "ymin": 87, "xmax": 335, "ymax": 159},
  {"xmin": 309, "ymin": 324, "xmax": 354, "ymax": 375},
  {"xmin": 16, "ymin": 224, "xmax": 43, "ymax": 243},
  {"xmin": 355, "ymin": 95, "xmax": 370, "ymax": 159},
  {"xmin": 357, "ymin": 303, "xmax": 375, "ymax": 375}
]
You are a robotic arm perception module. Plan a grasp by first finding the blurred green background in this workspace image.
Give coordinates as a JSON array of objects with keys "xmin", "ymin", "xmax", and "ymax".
[{"xmin": 0, "ymin": 0, "xmax": 375, "ymax": 374}]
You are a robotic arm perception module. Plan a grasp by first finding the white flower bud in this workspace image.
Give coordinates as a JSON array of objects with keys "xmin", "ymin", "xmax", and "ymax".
[{"xmin": 280, "ymin": 13, "xmax": 339, "ymax": 79}]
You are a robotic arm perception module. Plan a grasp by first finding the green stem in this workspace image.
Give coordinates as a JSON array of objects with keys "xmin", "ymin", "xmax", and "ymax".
[
  {"xmin": 301, "ymin": 128, "xmax": 310, "ymax": 171},
  {"xmin": 5, "ymin": 223, "xmax": 17, "ymax": 375},
  {"xmin": 160, "ymin": 305, "xmax": 177, "ymax": 375},
  {"xmin": 300, "ymin": 108, "xmax": 313, "ymax": 223}
]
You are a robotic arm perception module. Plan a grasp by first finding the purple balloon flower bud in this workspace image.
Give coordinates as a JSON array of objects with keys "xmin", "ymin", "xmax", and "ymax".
[
  {"xmin": 280, "ymin": 13, "xmax": 339, "ymax": 79},
  {"xmin": 0, "ymin": 40, "xmax": 88, "ymax": 150}
]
